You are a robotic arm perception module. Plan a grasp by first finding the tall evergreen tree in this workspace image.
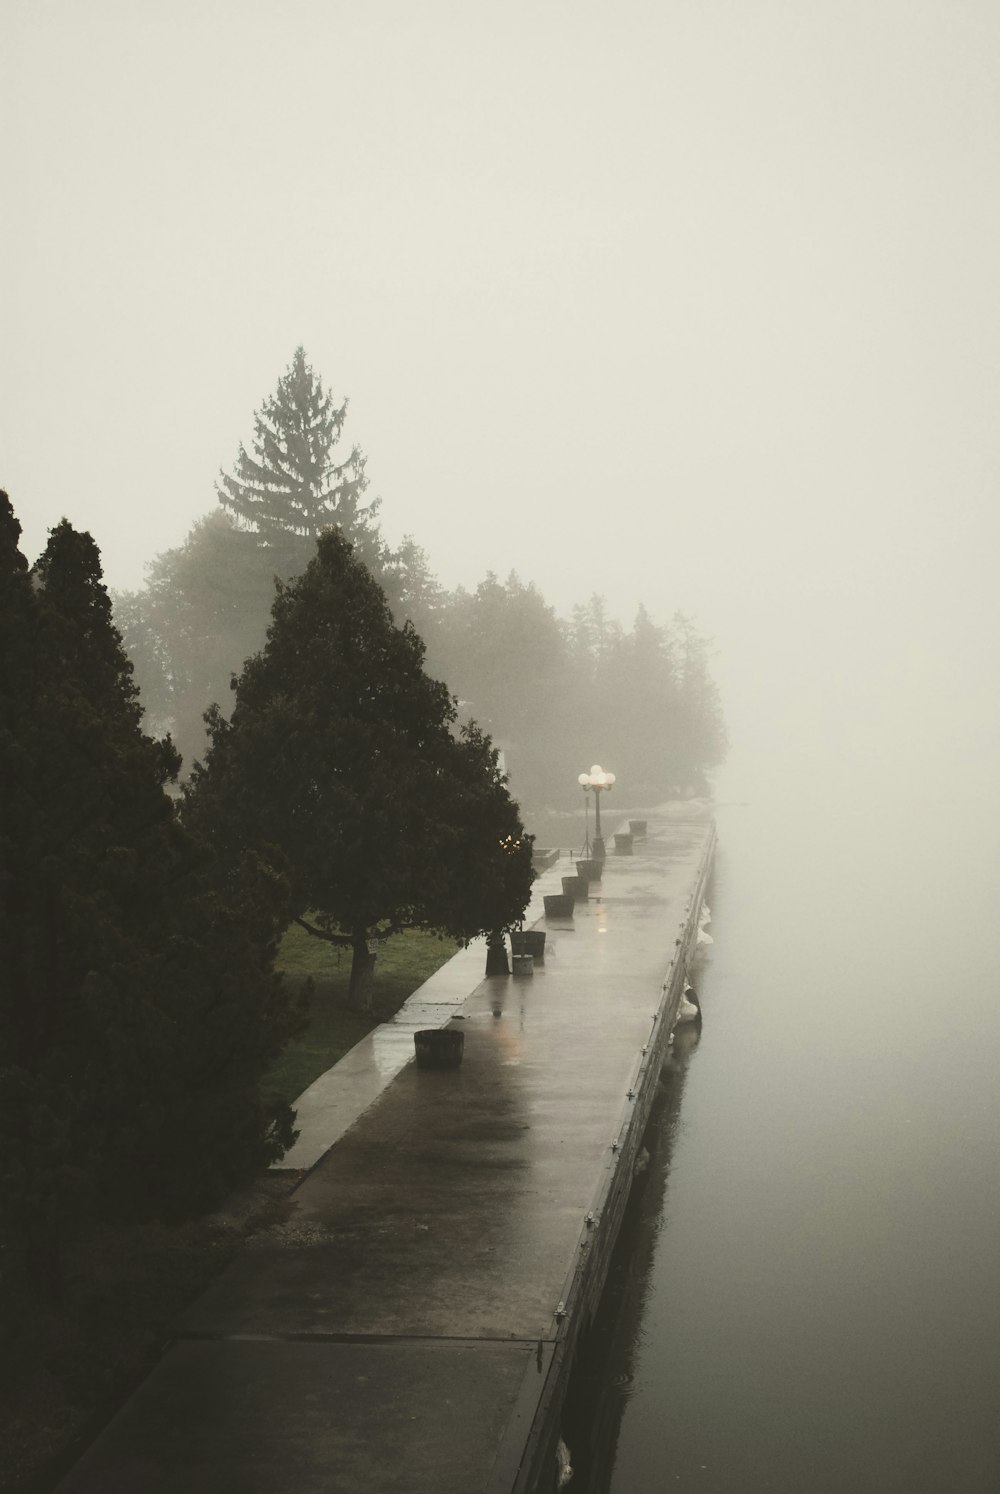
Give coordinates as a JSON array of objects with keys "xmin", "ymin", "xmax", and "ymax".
[
  {"xmin": 185, "ymin": 530, "xmax": 534, "ymax": 1009},
  {"xmin": 0, "ymin": 497, "xmax": 300, "ymax": 1316},
  {"xmin": 117, "ymin": 351, "xmax": 445, "ymax": 768},
  {"xmin": 216, "ymin": 346, "xmax": 383, "ymax": 570}
]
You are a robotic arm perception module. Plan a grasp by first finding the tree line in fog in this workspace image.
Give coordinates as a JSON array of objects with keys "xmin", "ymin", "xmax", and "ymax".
[{"xmin": 115, "ymin": 347, "xmax": 727, "ymax": 808}]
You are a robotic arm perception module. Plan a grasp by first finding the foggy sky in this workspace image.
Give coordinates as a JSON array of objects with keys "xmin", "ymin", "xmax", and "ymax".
[{"xmin": 4, "ymin": 0, "xmax": 999, "ymax": 800}]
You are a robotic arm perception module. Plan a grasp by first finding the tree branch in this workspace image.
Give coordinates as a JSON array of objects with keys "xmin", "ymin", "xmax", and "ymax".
[{"xmin": 293, "ymin": 916, "xmax": 354, "ymax": 947}]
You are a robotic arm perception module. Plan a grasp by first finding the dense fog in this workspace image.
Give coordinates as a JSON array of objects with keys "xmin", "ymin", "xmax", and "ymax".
[
  {"xmin": 6, "ymin": 9, "xmax": 1000, "ymax": 1489},
  {"xmin": 6, "ymin": 0, "xmax": 999, "ymax": 819}
]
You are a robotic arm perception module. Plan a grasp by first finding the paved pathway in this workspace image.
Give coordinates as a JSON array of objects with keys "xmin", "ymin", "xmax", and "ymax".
[
  {"xmin": 57, "ymin": 807, "xmax": 714, "ymax": 1494},
  {"xmin": 276, "ymin": 937, "xmax": 490, "ymax": 1171}
]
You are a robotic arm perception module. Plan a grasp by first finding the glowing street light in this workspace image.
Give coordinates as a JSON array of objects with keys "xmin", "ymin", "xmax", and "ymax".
[{"xmin": 578, "ymin": 764, "xmax": 615, "ymax": 861}]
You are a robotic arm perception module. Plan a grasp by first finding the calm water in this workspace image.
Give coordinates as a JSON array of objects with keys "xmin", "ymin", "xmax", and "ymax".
[{"xmin": 568, "ymin": 787, "xmax": 1000, "ymax": 1493}]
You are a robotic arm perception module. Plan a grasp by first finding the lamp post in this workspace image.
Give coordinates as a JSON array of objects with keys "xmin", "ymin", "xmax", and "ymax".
[
  {"xmin": 580, "ymin": 789, "xmax": 592, "ymax": 857},
  {"xmin": 577, "ymin": 764, "xmax": 615, "ymax": 863}
]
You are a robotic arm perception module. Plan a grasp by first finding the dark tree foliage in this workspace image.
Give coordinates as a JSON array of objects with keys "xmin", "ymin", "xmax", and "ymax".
[
  {"xmin": 184, "ymin": 529, "xmax": 534, "ymax": 1010},
  {"xmin": 117, "ymin": 352, "xmax": 437, "ymax": 770},
  {"xmin": 0, "ymin": 496, "xmax": 300, "ymax": 1319},
  {"xmin": 116, "ymin": 517, "xmax": 440, "ymax": 771}
]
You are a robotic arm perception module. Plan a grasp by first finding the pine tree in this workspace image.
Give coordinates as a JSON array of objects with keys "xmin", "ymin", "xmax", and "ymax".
[
  {"xmin": 117, "ymin": 350, "xmax": 413, "ymax": 768},
  {"xmin": 0, "ymin": 497, "xmax": 300, "ymax": 1317},
  {"xmin": 216, "ymin": 346, "xmax": 383, "ymax": 571},
  {"xmin": 185, "ymin": 530, "xmax": 534, "ymax": 1010}
]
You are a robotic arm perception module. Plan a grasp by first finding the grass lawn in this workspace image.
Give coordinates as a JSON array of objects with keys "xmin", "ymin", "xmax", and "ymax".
[{"xmin": 263, "ymin": 924, "xmax": 461, "ymax": 1107}]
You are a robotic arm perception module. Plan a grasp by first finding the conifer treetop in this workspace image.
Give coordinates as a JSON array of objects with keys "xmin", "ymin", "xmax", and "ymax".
[{"xmin": 216, "ymin": 346, "xmax": 378, "ymax": 544}]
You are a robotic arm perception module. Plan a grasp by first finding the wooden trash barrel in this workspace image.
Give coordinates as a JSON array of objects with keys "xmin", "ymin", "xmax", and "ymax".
[
  {"xmin": 414, "ymin": 1029, "xmax": 465, "ymax": 1069},
  {"xmin": 543, "ymin": 893, "xmax": 574, "ymax": 918},
  {"xmin": 511, "ymin": 929, "xmax": 546, "ymax": 961}
]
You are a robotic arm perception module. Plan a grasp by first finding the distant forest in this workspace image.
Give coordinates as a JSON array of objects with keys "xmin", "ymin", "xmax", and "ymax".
[{"xmin": 116, "ymin": 347, "xmax": 727, "ymax": 809}]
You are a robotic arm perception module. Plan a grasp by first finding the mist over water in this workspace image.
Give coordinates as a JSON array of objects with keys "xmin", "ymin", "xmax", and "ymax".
[{"xmin": 587, "ymin": 749, "xmax": 1000, "ymax": 1492}]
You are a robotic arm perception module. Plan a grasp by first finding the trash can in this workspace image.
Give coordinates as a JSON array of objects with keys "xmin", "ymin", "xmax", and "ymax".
[
  {"xmin": 543, "ymin": 893, "xmax": 574, "ymax": 918},
  {"xmin": 511, "ymin": 929, "xmax": 546, "ymax": 961},
  {"xmin": 414, "ymin": 1029, "xmax": 465, "ymax": 1069}
]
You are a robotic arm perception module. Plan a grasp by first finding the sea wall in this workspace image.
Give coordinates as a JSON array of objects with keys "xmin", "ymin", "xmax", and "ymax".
[{"xmin": 512, "ymin": 819, "xmax": 716, "ymax": 1493}]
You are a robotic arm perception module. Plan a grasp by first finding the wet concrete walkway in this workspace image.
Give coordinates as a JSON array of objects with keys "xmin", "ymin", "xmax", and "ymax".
[
  {"xmin": 57, "ymin": 807, "xmax": 715, "ymax": 1494},
  {"xmin": 276, "ymin": 937, "xmax": 491, "ymax": 1171}
]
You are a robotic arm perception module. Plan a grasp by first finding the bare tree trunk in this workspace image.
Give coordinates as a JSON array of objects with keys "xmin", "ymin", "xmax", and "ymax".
[{"xmin": 349, "ymin": 931, "xmax": 377, "ymax": 1013}]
